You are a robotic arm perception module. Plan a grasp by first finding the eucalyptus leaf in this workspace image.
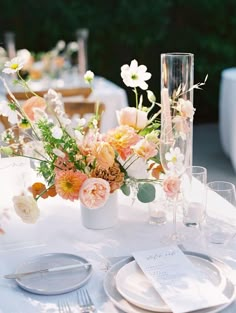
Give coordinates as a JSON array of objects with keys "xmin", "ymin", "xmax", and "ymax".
[
  {"xmin": 121, "ymin": 183, "xmax": 131, "ymax": 196},
  {"xmin": 137, "ymin": 183, "xmax": 155, "ymax": 203}
]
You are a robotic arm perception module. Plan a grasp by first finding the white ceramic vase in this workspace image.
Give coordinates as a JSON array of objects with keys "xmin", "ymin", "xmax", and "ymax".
[{"xmin": 80, "ymin": 192, "xmax": 118, "ymax": 229}]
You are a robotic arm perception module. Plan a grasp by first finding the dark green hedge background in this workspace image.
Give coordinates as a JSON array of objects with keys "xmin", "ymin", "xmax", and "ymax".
[{"xmin": 1, "ymin": 0, "xmax": 236, "ymax": 123}]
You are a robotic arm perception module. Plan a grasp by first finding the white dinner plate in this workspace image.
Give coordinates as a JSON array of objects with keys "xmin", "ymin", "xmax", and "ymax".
[
  {"xmin": 104, "ymin": 251, "xmax": 235, "ymax": 313},
  {"xmin": 15, "ymin": 252, "xmax": 92, "ymax": 295},
  {"xmin": 115, "ymin": 255, "xmax": 226, "ymax": 312}
]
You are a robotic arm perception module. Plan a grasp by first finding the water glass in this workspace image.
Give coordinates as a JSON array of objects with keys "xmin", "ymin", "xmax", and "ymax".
[
  {"xmin": 182, "ymin": 166, "xmax": 207, "ymax": 228},
  {"xmin": 206, "ymin": 181, "xmax": 236, "ymax": 244}
]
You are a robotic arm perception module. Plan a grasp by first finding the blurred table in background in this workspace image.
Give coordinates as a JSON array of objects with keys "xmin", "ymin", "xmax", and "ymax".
[
  {"xmin": 0, "ymin": 71, "xmax": 129, "ymax": 133},
  {"xmin": 219, "ymin": 68, "xmax": 236, "ymax": 172}
]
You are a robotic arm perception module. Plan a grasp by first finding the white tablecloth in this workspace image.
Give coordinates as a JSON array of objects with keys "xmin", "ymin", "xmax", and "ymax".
[
  {"xmin": 0, "ymin": 158, "xmax": 236, "ymax": 313},
  {"xmin": 219, "ymin": 68, "xmax": 236, "ymax": 171},
  {"xmin": 0, "ymin": 74, "xmax": 129, "ymax": 133}
]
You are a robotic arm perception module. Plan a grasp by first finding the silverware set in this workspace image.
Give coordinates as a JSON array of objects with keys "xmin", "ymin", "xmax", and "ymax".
[{"xmin": 58, "ymin": 288, "xmax": 96, "ymax": 313}]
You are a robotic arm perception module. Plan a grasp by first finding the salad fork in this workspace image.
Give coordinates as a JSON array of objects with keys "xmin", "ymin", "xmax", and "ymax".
[
  {"xmin": 58, "ymin": 300, "xmax": 72, "ymax": 313},
  {"xmin": 77, "ymin": 288, "xmax": 96, "ymax": 312}
]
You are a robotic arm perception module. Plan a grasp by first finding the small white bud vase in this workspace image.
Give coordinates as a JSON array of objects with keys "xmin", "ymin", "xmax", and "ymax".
[{"xmin": 80, "ymin": 192, "xmax": 118, "ymax": 229}]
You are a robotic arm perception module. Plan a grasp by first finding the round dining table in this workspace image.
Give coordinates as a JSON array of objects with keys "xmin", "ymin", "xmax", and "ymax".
[{"xmin": 0, "ymin": 157, "xmax": 236, "ymax": 313}]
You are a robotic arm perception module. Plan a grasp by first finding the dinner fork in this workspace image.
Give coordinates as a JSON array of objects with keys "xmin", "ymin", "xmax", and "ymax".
[
  {"xmin": 77, "ymin": 288, "xmax": 96, "ymax": 312},
  {"xmin": 58, "ymin": 300, "xmax": 72, "ymax": 313}
]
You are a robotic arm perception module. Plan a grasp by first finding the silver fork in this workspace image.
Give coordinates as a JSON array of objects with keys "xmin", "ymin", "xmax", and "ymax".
[
  {"xmin": 77, "ymin": 288, "xmax": 96, "ymax": 313},
  {"xmin": 58, "ymin": 300, "xmax": 73, "ymax": 313}
]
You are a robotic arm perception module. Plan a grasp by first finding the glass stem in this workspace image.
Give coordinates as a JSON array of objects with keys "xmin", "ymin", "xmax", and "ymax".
[{"xmin": 172, "ymin": 202, "xmax": 177, "ymax": 239}]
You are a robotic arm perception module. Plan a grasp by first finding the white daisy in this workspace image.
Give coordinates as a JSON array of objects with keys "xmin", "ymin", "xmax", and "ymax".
[
  {"xmin": 0, "ymin": 100, "xmax": 18, "ymax": 124},
  {"xmin": 165, "ymin": 147, "xmax": 184, "ymax": 172},
  {"xmin": 120, "ymin": 59, "xmax": 151, "ymax": 90},
  {"xmin": 2, "ymin": 57, "xmax": 25, "ymax": 74}
]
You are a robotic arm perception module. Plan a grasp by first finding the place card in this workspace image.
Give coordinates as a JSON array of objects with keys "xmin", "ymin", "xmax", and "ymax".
[{"xmin": 133, "ymin": 246, "xmax": 228, "ymax": 313}]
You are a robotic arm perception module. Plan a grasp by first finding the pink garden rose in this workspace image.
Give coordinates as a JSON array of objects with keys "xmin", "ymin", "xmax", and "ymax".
[
  {"xmin": 163, "ymin": 176, "xmax": 181, "ymax": 198},
  {"xmin": 117, "ymin": 107, "xmax": 148, "ymax": 130},
  {"xmin": 79, "ymin": 178, "xmax": 110, "ymax": 209}
]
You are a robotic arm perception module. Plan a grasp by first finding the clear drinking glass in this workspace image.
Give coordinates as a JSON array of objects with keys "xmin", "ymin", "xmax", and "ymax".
[
  {"xmin": 182, "ymin": 166, "xmax": 207, "ymax": 228},
  {"xmin": 206, "ymin": 181, "xmax": 236, "ymax": 244}
]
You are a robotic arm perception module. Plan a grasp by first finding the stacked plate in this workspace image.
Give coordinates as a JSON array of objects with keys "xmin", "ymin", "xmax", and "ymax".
[{"xmin": 104, "ymin": 251, "xmax": 235, "ymax": 313}]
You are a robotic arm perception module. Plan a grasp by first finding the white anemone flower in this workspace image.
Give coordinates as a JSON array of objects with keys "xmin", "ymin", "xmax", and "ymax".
[
  {"xmin": 84, "ymin": 70, "xmax": 94, "ymax": 84},
  {"xmin": 165, "ymin": 147, "xmax": 184, "ymax": 172},
  {"xmin": 0, "ymin": 100, "xmax": 19, "ymax": 124},
  {"xmin": 2, "ymin": 57, "xmax": 25, "ymax": 74},
  {"xmin": 120, "ymin": 59, "xmax": 151, "ymax": 90}
]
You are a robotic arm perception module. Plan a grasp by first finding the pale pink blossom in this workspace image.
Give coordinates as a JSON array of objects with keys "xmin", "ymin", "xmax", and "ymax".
[
  {"xmin": 163, "ymin": 176, "xmax": 181, "ymax": 198},
  {"xmin": 117, "ymin": 107, "xmax": 148, "ymax": 130},
  {"xmin": 79, "ymin": 178, "xmax": 110, "ymax": 209},
  {"xmin": 173, "ymin": 115, "xmax": 190, "ymax": 139},
  {"xmin": 132, "ymin": 139, "xmax": 157, "ymax": 160},
  {"xmin": 177, "ymin": 98, "xmax": 195, "ymax": 120}
]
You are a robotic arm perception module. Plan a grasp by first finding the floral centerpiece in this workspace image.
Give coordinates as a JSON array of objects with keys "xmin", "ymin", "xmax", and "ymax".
[
  {"xmin": 0, "ymin": 57, "xmax": 166, "ymax": 224},
  {"xmin": 0, "ymin": 56, "xmax": 206, "ymax": 227}
]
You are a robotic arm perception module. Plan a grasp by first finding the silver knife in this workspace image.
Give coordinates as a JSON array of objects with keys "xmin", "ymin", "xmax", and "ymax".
[{"xmin": 4, "ymin": 262, "xmax": 91, "ymax": 279}]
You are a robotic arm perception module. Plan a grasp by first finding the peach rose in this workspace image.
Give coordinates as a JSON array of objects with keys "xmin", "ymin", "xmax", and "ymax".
[
  {"xmin": 22, "ymin": 96, "xmax": 46, "ymax": 121},
  {"xmin": 132, "ymin": 139, "xmax": 157, "ymax": 160},
  {"xmin": 106, "ymin": 125, "xmax": 140, "ymax": 160},
  {"xmin": 93, "ymin": 142, "xmax": 115, "ymax": 169},
  {"xmin": 79, "ymin": 178, "xmax": 110, "ymax": 209},
  {"xmin": 13, "ymin": 195, "xmax": 40, "ymax": 223},
  {"xmin": 163, "ymin": 176, "xmax": 181, "ymax": 199},
  {"xmin": 117, "ymin": 107, "xmax": 148, "ymax": 130}
]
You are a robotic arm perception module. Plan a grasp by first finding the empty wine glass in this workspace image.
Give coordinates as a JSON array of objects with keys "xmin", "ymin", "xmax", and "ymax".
[
  {"xmin": 206, "ymin": 181, "xmax": 236, "ymax": 244},
  {"xmin": 182, "ymin": 166, "xmax": 207, "ymax": 228}
]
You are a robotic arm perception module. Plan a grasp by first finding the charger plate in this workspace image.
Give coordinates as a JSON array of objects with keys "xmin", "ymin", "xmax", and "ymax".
[
  {"xmin": 104, "ymin": 251, "xmax": 235, "ymax": 313},
  {"xmin": 15, "ymin": 252, "xmax": 92, "ymax": 295}
]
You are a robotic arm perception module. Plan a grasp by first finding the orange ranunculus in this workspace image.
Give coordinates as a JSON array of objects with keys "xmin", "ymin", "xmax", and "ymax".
[
  {"xmin": 117, "ymin": 107, "xmax": 148, "ymax": 130},
  {"xmin": 30, "ymin": 182, "xmax": 49, "ymax": 199},
  {"xmin": 29, "ymin": 182, "xmax": 57, "ymax": 199},
  {"xmin": 22, "ymin": 96, "xmax": 46, "ymax": 121},
  {"xmin": 47, "ymin": 185, "xmax": 57, "ymax": 197},
  {"xmin": 93, "ymin": 141, "xmax": 115, "ymax": 169},
  {"xmin": 106, "ymin": 125, "xmax": 140, "ymax": 160}
]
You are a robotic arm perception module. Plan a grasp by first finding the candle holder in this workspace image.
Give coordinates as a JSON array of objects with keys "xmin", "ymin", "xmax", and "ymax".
[
  {"xmin": 4, "ymin": 32, "xmax": 16, "ymax": 59},
  {"xmin": 76, "ymin": 28, "xmax": 89, "ymax": 76}
]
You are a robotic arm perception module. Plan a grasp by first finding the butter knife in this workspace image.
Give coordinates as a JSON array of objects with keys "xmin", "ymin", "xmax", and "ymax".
[{"xmin": 4, "ymin": 262, "xmax": 91, "ymax": 279}]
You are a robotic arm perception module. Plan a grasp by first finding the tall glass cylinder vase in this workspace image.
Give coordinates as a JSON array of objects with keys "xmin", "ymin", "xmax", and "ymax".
[{"xmin": 160, "ymin": 53, "xmax": 194, "ymax": 242}]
